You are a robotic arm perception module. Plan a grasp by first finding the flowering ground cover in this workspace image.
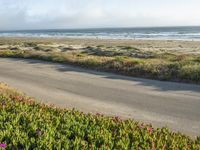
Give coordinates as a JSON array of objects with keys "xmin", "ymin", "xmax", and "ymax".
[{"xmin": 0, "ymin": 82, "xmax": 200, "ymax": 149}]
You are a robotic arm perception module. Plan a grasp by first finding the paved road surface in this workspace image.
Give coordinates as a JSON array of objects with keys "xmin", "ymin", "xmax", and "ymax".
[{"xmin": 0, "ymin": 58, "xmax": 200, "ymax": 137}]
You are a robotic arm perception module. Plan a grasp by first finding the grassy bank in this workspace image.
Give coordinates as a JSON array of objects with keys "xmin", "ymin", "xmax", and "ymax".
[
  {"xmin": 0, "ymin": 41, "xmax": 200, "ymax": 83},
  {"xmin": 0, "ymin": 82, "xmax": 200, "ymax": 149}
]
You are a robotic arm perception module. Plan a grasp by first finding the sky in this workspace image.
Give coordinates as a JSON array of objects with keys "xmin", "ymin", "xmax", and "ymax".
[{"xmin": 0, "ymin": 0, "xmax": 200, "ymax": 30}]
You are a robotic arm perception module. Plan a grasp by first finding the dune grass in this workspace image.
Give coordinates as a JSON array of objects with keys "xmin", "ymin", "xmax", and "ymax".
[
  {"xmin": 0, "ymin": 82, "xmax": 200, "ymax": 149},
  {"xmin": 0, "ymin": 41, "xmax": 200, "ymax": 83}
]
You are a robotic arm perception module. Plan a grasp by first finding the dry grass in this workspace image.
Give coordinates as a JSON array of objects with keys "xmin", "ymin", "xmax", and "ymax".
[{"xmin": 0, "ymin": 41, "xmax": 200, "ymax": 83}]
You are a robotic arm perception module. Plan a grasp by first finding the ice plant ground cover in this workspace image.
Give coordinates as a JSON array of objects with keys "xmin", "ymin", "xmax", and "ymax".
[{"xmin": 0, "ymin": 82, "xmax": 200, "ymax": 149}]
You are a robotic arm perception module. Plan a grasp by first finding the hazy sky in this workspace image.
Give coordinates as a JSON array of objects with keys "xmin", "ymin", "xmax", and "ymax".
[{"xmin": 0, "ymin": 0, "xmax": 200, "ymax": 30}]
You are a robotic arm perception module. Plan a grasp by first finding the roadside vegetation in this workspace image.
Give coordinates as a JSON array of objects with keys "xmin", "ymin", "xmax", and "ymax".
[
  {"xmin": 0, "ymin": 41, "xmax": 200, "ymax": 83},
  {"xmin": 0, "ymin": 82, "xmax": 200, "ymax": 149}
]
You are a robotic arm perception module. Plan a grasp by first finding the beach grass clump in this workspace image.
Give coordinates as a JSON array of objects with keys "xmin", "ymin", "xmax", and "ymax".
[
  {"xmin": 179, "ymin": 64, "xmax": 200, "ymax": 82},
  {"xmin": 194, "ymin": 56, "xmax": 200, "ymax": 63},
  {"xmin": 0, "ymin": 41, "xmax": 200, "ymax": 83},
  {"xmin": 0, "ymin": 82, "xmax": 200, "ymax": 149},
  {"xmin": 23, "ymin": 42, "xmax": 38, "ymax": 47}
]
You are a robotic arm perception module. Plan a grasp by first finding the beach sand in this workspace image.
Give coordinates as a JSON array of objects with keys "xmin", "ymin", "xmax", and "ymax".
[{"xmin": 0, "ymin": 37, "xmax": 200, "ymax": 54}]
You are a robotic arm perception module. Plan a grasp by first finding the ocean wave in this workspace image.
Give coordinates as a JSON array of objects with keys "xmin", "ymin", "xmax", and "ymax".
[{"xmin": 1, "ymin": 27, "xmax": 200, "ymax": 40}]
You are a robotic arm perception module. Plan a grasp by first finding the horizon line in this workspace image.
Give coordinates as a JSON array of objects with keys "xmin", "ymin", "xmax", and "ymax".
[{"xmin": 1, "ymin": 25, "xmax": 200, "ymax": 32}]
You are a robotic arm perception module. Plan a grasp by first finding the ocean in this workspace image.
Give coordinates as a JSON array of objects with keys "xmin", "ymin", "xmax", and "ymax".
[{"xmin": 1, "ymin": 26, "xmax": 200, "ymax": 40}]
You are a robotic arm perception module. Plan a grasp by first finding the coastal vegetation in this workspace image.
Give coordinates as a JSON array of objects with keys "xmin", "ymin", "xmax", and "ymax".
[
  {"xmin": 0, "ymin": 82, "xmax": 200, "ymax": 149},
  {"xmin": 0, "ymin": 41, "xmax": 200, "ymax": 83}
]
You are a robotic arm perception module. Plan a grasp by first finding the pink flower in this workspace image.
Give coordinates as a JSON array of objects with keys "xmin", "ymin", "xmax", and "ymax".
[
  {"xmin": 0, "ymin": 143, "xmax": 7, "ymax": 149},
  {"xmin": 115, "ymin": 116, "xmax": 120, "ymax": 120},
  {"xmin": 140, "ymin": 123, "xmax": 145, "ymax": 129},
  {"xmin": 152, "ymin": 141, "xmax": 156, "ymax": 150},
  {"xmin": 148, "ymin": 127, "xmax": 153, "ymax": 134},
  {"xmin": 15, "ymin": 96, "xmax": 22, "ymax": 100},
  {"xmin": 96, "ymin": 113, "xmax": 101, "ymax": 116},
  {"xmin": 112, "ymin": 116, "xmax": 121, "ymax": 122}
]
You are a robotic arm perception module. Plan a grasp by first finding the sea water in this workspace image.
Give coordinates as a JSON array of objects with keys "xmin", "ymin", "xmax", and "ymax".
[{"xmin": 1, "ymin": 26, "xmax": 200, "ymax": 41}]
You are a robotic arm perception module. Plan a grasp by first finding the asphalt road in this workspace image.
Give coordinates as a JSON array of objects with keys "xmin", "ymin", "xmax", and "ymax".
[{"xmin": 0, "ymin": 58, "xmax": 200, "ymax": 137}]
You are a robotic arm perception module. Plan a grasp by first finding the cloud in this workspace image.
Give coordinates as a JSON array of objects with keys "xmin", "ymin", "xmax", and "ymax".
[{"xmin": 0, "ymin": 0, "xmax": 200, "ymax": 30}]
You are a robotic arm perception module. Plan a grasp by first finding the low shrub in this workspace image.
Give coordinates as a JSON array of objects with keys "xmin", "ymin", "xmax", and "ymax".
[
  {"xmin": 0, "ymin": 45, "xmax": 200, "ymax": 83},
  {"xmin": 179, "ymin": 64, "xmax": 200, "ymax": 82},
  {"xmin": 23, "ymin": 42, "xmax": 38, "ymax": 47}
]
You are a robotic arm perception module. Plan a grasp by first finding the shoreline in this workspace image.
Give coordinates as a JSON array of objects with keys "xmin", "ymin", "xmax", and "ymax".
[
  {"xmin": 0, "ymin": 36, "xmax": 199, "ymax": 42},
  {"xmin": 1, "ymin": 36, "xmax": 200, "ymax": 46},
  {"xmin": 0, "ymin": 36, "xmax": 199, "ymax": 41}
]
